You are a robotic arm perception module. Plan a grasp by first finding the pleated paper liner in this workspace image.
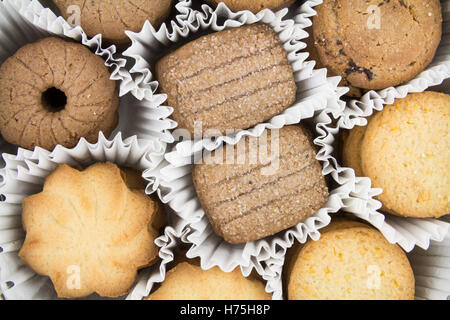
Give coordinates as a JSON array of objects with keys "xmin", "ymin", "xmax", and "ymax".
[
  {"xmin": 127, "ymin": 214, "xmax": 282, "ymax": 300},
  {"xmin": 409, "ymin": 230, "xmax": 450, "ymax": 300},
  {"xmin": 143, "ymin": 107, "xmax": 353, "ymax": 295},
  {"xmin": 331, "ymin": 0, "xmax": 450, "ymax": 252},
  {"xmin": 0, "ymin": 0, "xmax": 179, "ymax": 299},
  {"xmin": 260, "ymin": 220, "xmax": 450, "ymax": 300},
  {"xmin": 0, "ymin": 132, "xmax": 172, "ymax": 299},
  {"xmin": 123, "ymin": 0, "xmax": 347, "ymax": 153}
]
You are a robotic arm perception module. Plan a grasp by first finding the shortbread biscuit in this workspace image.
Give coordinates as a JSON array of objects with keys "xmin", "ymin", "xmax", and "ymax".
[
  {"xmin": 193, "ymin": 125, "xmax": 329, "ymax": 244},
  {"xmin": 19, "ymin": 162, "xmax": 161, "ymax": 298},
  {"xmin": 147, "ymin": 262, "xmax": 271, "ymax": 300},
  {"xmin": 313, "ymin": 0, "xmax": 442, "ymax": 90},
  {"xmin": 156, "ymin": 24, "xmax": 296, "ymax": 137},
  {"xmin": 286, "ymin": 219, "xmax": 415, "ymax": 300},
  {"xmin": 343, "ymin": 91, "xmax": 450, "ymax": 218}
]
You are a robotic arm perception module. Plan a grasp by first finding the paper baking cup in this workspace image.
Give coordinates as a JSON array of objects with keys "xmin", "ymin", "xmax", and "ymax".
[
  {"xmin": 409, "ymin": 231, "xmax": 450, "ymax": 300},
  {"xmin": 143, "ymin": 107, "xmax": 350, "ymax": 288},
  {"xmin": 0, "ymin": 132, "xmax": 172, "ymax": 300},
  {"xmin": 127, "ymin": 215, "xmax": 283, "ymax": 300},
  {"xmin": 123, "ymin": 0, "xmax": 347, "ymax": 152},
  {"xmin": 259, "ymin": 228, "xmax": 450, "ymax": 300},
  {"xmin": 330, "ymin": 1, "xmax": 450, "ymax": 252},
  {"xmin": 0, "ymin": 0, "xmax": 177, "ymax": 154}
]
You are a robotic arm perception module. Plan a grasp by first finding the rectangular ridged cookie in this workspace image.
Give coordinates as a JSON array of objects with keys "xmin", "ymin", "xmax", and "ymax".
[
  {"xmin": 156, "ymin": 23, "xmax": 296, "ymax": 137},
  {"xmin": 192, "ymin": 125, "xmax": 329, "ymax": 244}
]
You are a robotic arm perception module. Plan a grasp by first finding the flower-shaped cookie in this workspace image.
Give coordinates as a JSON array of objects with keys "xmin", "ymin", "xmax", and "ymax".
[{"xmin": 19, "ymin": 162, "xmax": 160, "ymax": 298}]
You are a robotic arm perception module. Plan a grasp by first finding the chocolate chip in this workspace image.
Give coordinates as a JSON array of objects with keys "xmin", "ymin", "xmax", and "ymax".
[{"xmin": 345, "ymin": 60, "xmax": 375, "ymax": 81}]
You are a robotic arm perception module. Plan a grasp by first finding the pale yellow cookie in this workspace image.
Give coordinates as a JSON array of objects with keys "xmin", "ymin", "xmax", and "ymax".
[
  {"xmin": 286, "ymin": 219, "xmax": 415, "ymax": 300},
  {"xmin": 19, "ymin": 162, "xmax": 162, "ymax": 298},
  {"xmin": 147, "ymin": 262, "xmax": 271, "ymax": 300},
  {"xmin": 343, "ymin": 91, "xmax": 449, "ymax": 218}
]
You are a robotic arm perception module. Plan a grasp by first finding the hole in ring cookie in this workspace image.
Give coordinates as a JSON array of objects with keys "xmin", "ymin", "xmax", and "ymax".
[{"xmin": 41, "ymin": 87, "xmax": 67, "ymax": 112}]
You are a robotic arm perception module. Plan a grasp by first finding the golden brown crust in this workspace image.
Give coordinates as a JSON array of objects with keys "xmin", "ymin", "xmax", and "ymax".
[
  {"xmin": 54, "ymin": 0, "xmax": 173, "ymax": 46},
  {"xmin": 156, "ymin": 24, "xmax": 296, "ymax": 137},
  {"xmin": 146, "ymin": 262, "xmax": 271, "ymax": 300},
  {"xmin": 362, "ymin": 92, "xmax": 449, "ymax": 218},
  {"xmin": 18, "ymin": 162, "xmax": 161, "ymax": 298},
  {"xmin": 192, "ymin": 125, "xmax": 329, "ymax": 244},
  {"xmin": 205, "ymin": 0, "xmax": 296, "ymax": 13},
  {"xmin": 0, "ymin": 37, "xmax": 119, "ymax": 151},
  {"xmin": 313, "ymin": 0, "xmax": 442, "ymax": 90},
  {"xmin": 343, "ymin": 92, "xmax": 450, "ymax": 218},
  {"xmin": 286, "ymin": 219, "xmax": 415, "ymax": 300}
]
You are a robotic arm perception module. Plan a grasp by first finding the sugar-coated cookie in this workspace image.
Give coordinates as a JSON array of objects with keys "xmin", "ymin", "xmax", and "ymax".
[
  {"xmin": 193, "ymin": 125, "xmax": 329, "ymax": 244},
  {"xmin": 156, "ymin": 24, "xmax": 296, "ymax": 137}
]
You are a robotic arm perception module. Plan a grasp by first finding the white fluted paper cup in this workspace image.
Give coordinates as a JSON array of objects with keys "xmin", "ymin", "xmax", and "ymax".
[
  {"xmin": 127, "ymin": 215, "xmax": 283, "ymax": 300},
  {"xmin": 0, "ymin": 132, "xmax": 173, "ymax": 300},
  {"xmin": 123, "ymin": 0, "xmax": 346, "ymax": 152},
  {"xmin": 0, "ymin": 0, "xmax": 177, "ymax": 155},
  {"xmin": 143, "ymin": 107, "xmax": 354, "ymax": 286},
  {"xmin": 409, "ymin": 230, "xmax": 450, "ymax": 300}
]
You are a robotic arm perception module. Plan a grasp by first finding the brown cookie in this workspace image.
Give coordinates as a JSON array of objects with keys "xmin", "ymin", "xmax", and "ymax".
[
  {"xmin": 156, "ymin": 23, "xmax": 296, "ymax": 137},
  {"xmin": 205, "ymin": 0, "xmax": 296, "ymax": 13},
  {"xmin": 54, "ymin": 0, "xmax": 173, "ymax": 46},
  {"xmin": 192, "ymin": 125, "xmax": 329, "ymax": 244},
  {"xmin": 304, "ymin": 27, "xmax": 364, "ymax": 98},
  {"xmin": 0, "ymin": 37, "xmax": 119, "ymax": 151},
  {"xmin": 313, "ymin": 0, "xmax": 442, "ymax": 90}
]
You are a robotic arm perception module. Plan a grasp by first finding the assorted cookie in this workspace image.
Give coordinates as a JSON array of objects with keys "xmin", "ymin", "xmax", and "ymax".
[
  {"xmin": 19, "ymin": 163, "xmax": 164, "ymax": 298},
  {"xmin": 0, "ymin": 37, "xmax": 119, "ymax": 151},
  {"xmin": 312, "ymin": 0, "xmax": 442, "ymax": 90},
  {"xmin": 342, "ymin": 91, "xmax": 449, "ymax": 218},
  {"xmin": 147, "ymin": 261, "xmax": 271, "ymax": 300},
  {"xmin": 193, "ymin": 125, "xmax": 329, "ymax": 244},
  {"xmin": 285, "ymin": 219, "xmax": 415, "ymax": 300},
  {"xmin": 156, "ymin": 23, "xmax": 296, "ymax": 137},
  {"xmin": 0, "ymin": 0, "xmax": 447, "ymax": 301},
  {"xmin": 54, "ymin": 0, "xmax": 174, "ymax": 46},
  {"xmin": 204, "ymin": 0, "xmax": 296, "ymax": 13}
]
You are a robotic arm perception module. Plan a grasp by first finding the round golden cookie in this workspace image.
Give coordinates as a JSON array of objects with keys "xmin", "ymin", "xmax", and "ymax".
[
  {"xmin": 313, "ymin": 0, "xmax": 442, "ymax": 90},
  {"xmin": 0, "ymin": 37, "xmax": 119, "ymax": 151},
  {"xmin": 54, "ymin": 0, "xmax": 173, "ymax": 46},
  {"xmin": 286, "ymin": 219, "xmax": 415, "ymax": 300},
  {"xmin": 147, "ymin": 262, "xmax": 271, "ymax": 300},
  {"xmin": 343, "ymin": 91, "xmax": 450, "ymax": 218},
  {"xmin": 205, "ymin": 0, "xmax": 296, "ymax": 13},
  {"xmin": 19, "ymin": 163, "xmax": 162, "ymax": 298}
]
